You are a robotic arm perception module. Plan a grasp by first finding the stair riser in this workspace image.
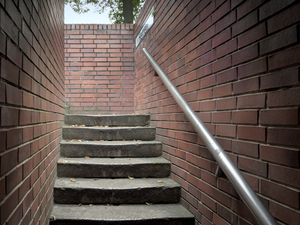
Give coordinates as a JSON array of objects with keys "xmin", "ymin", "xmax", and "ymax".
[
  {"xmin": 57, "ymin": 164, "xmax": 171, "ymax": 178},
  {"xmin": 60, "ymin": 143, "xmax": 162, "ymax": 158},
  {"xmin": 50, "ymin": 218, "xmax": 195, "ymax": 225},
  {"xmin": 62, "ymin": 127, "xmax": 156, "ymax": 141},
  {"xmin": 64, "ymin": 114, "xmax": 150, "ymax": 126},
  {"xmin": 54, "ymin": 187, "xmax": 181, "ymax": 204}
]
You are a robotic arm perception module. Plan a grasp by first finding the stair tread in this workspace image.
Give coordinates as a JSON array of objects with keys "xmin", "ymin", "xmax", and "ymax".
[
  {"xmin": 60, "ymin": 140, "xmax": 161, "ymax": 145},
  {"xmin": 58, "ymin": 157, "xmax": 171, "ymax": 165},
  {"xmin": 51, "ymin": 204, "xmax": 194, "ymax": 221},
  {"xmin": 64, "ymin": 114, "xmax": 150, "ymax": 127},
  {"xmin": 54, "ymin": 177, "xmax": 180, "ymax": 189}
]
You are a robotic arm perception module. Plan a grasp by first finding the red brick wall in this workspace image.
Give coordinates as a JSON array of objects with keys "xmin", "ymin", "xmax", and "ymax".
[
  {"xmin": 64, "ymin": 24, "xmax": 135, "ymax": 115},
  {"xmin": 135, "ymin": 0, "xmax": 300, "ymax": 224},
  {"xmin": 0, "ymin": 1, "xmax": 64, "ymax": 224}
]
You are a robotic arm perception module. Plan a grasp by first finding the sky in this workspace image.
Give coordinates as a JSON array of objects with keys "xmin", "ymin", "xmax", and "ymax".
[{"xmin": 64, "ymin": 3, "xmax": 112, "ymax": 24}]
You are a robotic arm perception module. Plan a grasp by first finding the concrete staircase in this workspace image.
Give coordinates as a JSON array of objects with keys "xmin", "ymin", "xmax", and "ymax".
[{"xmin": 50, "ymin": 114, "xmax": 194, "ymax": 224}]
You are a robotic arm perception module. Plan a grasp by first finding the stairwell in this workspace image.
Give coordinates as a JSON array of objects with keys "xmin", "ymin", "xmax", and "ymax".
[{"xmin": 50, "ymin": 114, "xmax": 194, "ymax": 224}]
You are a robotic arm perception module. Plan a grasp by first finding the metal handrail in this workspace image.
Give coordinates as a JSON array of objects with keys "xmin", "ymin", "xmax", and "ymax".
[{"xmin": 142, "ymin": 48, "xmax": 278, "ymax": 225}]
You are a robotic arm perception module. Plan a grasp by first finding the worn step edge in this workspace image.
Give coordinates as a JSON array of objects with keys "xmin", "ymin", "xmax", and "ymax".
[
  {"xmin": 50, "ymin": 204, "xmax": 194, "ymax": 225},
  {"xmin": 57, "ymin": 157, "xmax": 171, "ymax": 178},
  {"xmin": 64, "ymin": 114, "xmax": 150, "ymax": 126},
  {"xmin": 54, "ymin": 178, "xmax": 181, "ymax": 204},
  {"xmin": 60, "ymin": 140, "xmax": 162, "ymax": 158},
  {"xmin": 62, "ymin": 126, "xmax": 156, "ymax": 141}
]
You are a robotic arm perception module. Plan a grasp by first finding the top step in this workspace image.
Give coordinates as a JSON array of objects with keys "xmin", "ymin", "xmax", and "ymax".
[{"xmin": 65, "ymin": 114, "xmax": 150, "ymax": 127}]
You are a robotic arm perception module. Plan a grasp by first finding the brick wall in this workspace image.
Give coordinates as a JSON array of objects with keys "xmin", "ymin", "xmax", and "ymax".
[
  {"xmin": 64, "ymin": 24, "xmax": 135, "ymax": 115},
  {"xmin": 0, "ymin": 1, "xmax": 64, "ymax": 224},
  {"xmin": 135, "ymin": 0, "xmax": 300, "ymax": 224}
]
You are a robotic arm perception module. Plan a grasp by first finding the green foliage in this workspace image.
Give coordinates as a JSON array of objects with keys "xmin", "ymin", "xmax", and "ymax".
[{"xmin": 65, "ymin": 0, "xmax": 145, "ymax": 24}]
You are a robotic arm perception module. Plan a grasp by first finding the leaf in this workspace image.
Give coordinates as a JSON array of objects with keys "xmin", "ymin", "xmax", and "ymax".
[
  {"xmin": 142, "ymin": 177, "xmax": 147, "ymax": 179},
  {"xmin": 89, "ymin": 204, "xmax": 93, "ymax": 207},
  {"xmin": 128, "ymin": 176, "xmax": 134, "ymax": 180},
  {"xmin": 85, "ymin": 156, "xmax": 90, "ymax": 159},
  {"xmin": 70, "ymin": 178, "xmax": 76, "ymax": 182},
  {"xmin": 66, "ymin": 140, "xmax": 69, "ymax": 142},
  {"xmin": 146, "ymin": 202, "xmax": 153, "ymax": 205},
  {"xmin": 157, "ymin": 180, "xmax": 164, "ymax": 183},
  {"xmin": 50, "ymin": 215, "xmax": 56, "ymax": 221},
  {"xmin": 78, "ymin": 203, "xmax": 82, "ymax": 206},
  {"xmin": 59, "ymin": 160, "xmax": 64, "ymax": 162},
  {"xmin": 122, "ymin": 139, "xmax": 126, "ymax": 141},
  {"xmin": 127, "ymin": 158, "xmax": 132, "ymax": 160},
  {"xmin": 104, "ymin": 126, "xmax": 109, "ymax": 128}
]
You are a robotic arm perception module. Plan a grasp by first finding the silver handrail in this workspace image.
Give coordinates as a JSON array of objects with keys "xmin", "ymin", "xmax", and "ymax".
[{"xmin": 142, "ymin": 48, "xmax": 277, "ymax": 225}]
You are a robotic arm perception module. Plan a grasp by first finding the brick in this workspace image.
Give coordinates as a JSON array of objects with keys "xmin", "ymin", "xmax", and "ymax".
[
  {"xmin": 263, "ymin": 179, "xmax": 299, "ymax": 208},
  {"xmin": 270, "ymin": 164, "xmax": 300, "ymax": 189},
  {"xmin": 6, "ymin": 166, "xmax": 22, "ymax": 193},
  {"xmin": 1, "ymin": 9, "xmax": 19, "ymax": 43},
  {"xmin": 261, "ymin": 25, "xmax": 298, "ymax": 55},
  {"xmin": 232, "ymin": 140, "xmax": 258, "ymax": 158},
  {"xmin": 212, "ymin": 28, "xmax": 231, "ymax": 48},
  {"xmin": 7, "ymin": 128, "xmax": 22, "ymax": 149},
  {"xmin": 232, "ymin": 110, "xmax": 257, "ymax": 125},
  {"xmin": 267, "ymin": 88, "xmax": 300, "ymax": 107},
  {"xmin": 0, "ymin": 190, "xmax": 18, "ymax": 224},
  {"xmin": 0, "ymin": 131, "xmax": 6, "ymax": 153},
  {"xmin": 200, "ymin": 100, "xmax": 215, "ymax": 111},
  {"xmin": 270, "ymin": 201, "xmax": 300, "ymax": 225},
  {"xmin": 260, "ymin": 108, "xmax": 298, "ymax": 125},
  {"xmin": 269, "ymin": 45, "xmax": 300, "ymax": 71},
  {"xmin": 267, "ymin": 2, "xmax": 300, "ymax": 33},
  {"xmin": 1, "ymin": 58, "xmax": 19, "ymax": 85},
  {"xmin": 262, "ymin": 144, "xmax": 298, "ymax": 169},
  {"xmin": 237, "ymin": 93, "xmax": 265, "ymax": 109},
  {"xmin": 238, "ymin": 58, "xmax": 267, "ymax": 79},
  {"xmin": 239, "ymin": 156, "xmax": 267, "ymax": 177},
  {"xmin": 20, "ymin": 72, "xmax": 32, "ymax": 91},
  {"xmin": 268, "ymin": 128, "xmax": 300, "ymax": 147},
  {"xmin": 216, "ymin": 39, "xmax": 237, "ymax": 59},
  {"xmin": 1, "ymin": 107, "xmax": 19, "ymax": 127},
  {"xmin": 232, "ymin": 43, "xmax": 258, "ymax": 66},
  {"xmin": 201, "ymin": 75, "xmax": 216, "ymax": 88},
  {"xmin": 216, "ymin": 97, "xmax": 236, "ymax": 110},
  {"xmin": 237, "ymin": 126, "xmax": 265, "ymax": 142},
  {"xmin": 233, "ymin": 77, "xmax": 259, "ymax": 94},
  {"xmin": 238, "ymin": 23, "xmax": 266, "ymax": 48},
  {"xmin": 216, "ymin": 68, "xmax": 237, "ymax": 84},
  {"xmin": 19, "ymin": 109, "xmax": 32, "ymax": 125},
  {"xmin": 260, "ymin": 0, "xmax": 296, "ymax": 20},
  {"xmin": 216, "ymin": 124, "xmax": 236, "ymax": 137},
  {"xmin": 217, "ymin": 203, "xmax": 238, "ymax": 225},
  {"xmin": 232, "ymin": 199, "xmax": 257, "ymax": 224},
  {"xmin": 0, "ymin": 178, "xmax": 5, "ymax": 202},
  {"xmin": 232, "ymin": 10, "xmax": 258, "ymax": 37},
  {"xmin": 198, "ymin": 88, "xmax": 212, "ymax": 100},
  {"xmin": 7, "ymin": 40, "xmax": 22, "ymax": 68},
  {"xmin": 212, "ymin": 112, "xmax": 230, "ymax": 124},
  {"xmin": 18, "ymin": 143, "xmax": 31, "ymax": 163},
  {"xmin": 0, "ymin": 149, "xmax": 17, "ymax": 175},
  {"xmin": 215, "ymin": 11, "xmax": 236, "ymax": 33},
  {"xmin": 237, "ymin": 0, "xmax": 264, "ymax": 20},
  {"xmin": 0, "ymin": 31, "xmax": 6, "ymax": 54},
  {"xmin": 6, "ymin": 85, "xmax": 22, "ymax": 106},
  {"xmin": 212, "ymin": 55, "xmax": 231, "ymax": 73},
  {"xmin": 7, "ymin": 205, "xmax": 22, "ymax": 225},
  {"xmin": 262, "ymin": 68, "xmax": 298, "ymax": 90}
]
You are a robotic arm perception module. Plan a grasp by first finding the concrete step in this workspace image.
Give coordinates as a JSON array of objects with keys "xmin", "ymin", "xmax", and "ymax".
[
  {"xmin": 62, "ymin": 126, "xmax": 156, "ymax": 141},
  {"xmin": 50, "ymin": 204, "xmax": 195, "ymax": 225},
  {"xmin": 57, "ymin": 157, "xmax": 171, "ymax": 178},
  {"xmin": 60, "ymin": 140, "xmax": 162, "ymax": 158},
  {"xmin": 54, "ymin": 178, "xmax": 181, "ymax": 204},
  {"xmin": 64, "ymin": 114, "xmax": 150, "ymax": 127}
]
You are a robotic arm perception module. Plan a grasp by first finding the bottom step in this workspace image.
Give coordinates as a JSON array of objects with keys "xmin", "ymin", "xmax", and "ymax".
[{"xmin": 50, "ymin": 204, "xmax": 194, "ymax": 225}]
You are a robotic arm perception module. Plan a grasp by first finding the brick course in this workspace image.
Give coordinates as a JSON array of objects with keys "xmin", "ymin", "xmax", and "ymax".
[
  {"xmin": 0, "ymin": 1, "xmax": 64, "ymax": 224},
  {"xmin": 134, "ymin": 0, "xmax": 300, "ymax": 224}
]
